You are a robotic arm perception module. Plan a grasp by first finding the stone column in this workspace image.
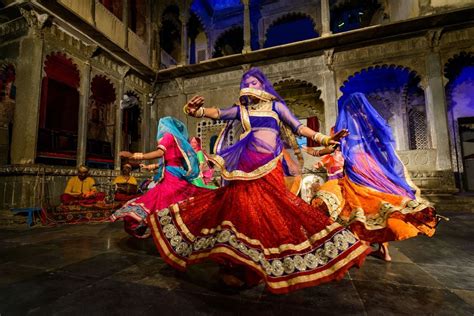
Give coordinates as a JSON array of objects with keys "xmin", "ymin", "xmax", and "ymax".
[
  {"xmin": 321, "ymin": 0, "xmax": 331, "ymax": 37},
  {"xmin": 424, "ymin": 52, "xmax": 452, "ymax": 170},
  {"xmin": 141, "ymin": 96, "xmax": 149, "ymax": 152},
  {"xmin": 114, "ymin": 67, "xmax": 129, "ymax": 170},
  {"xmin": 150, "ymin": 99, "xmax": 157, "ymax": 150},
  {"xmin": 321, "ymin": 49, "xmax": 337, "ymax": 134},
  {"xmin": 154, "ymin": 22, "xmax": 162, "ymax": 70},
  {"xmin": 122, "ymin": 0, "xmax": 129, "ymax": 49},
  {"xmin": 179, "ymin": 12, "xmax": 188, "ymax": 65},
  {"xmin": 11, "ymin": 12, "xmax": 45, "ymax": 164},
  {"xmin": 242, "ymin": 0, "xmax": 251, "ymax": 53},
  {"xmin": 76, "ymin": 61, "xmax": 91, "ymax": 167}
]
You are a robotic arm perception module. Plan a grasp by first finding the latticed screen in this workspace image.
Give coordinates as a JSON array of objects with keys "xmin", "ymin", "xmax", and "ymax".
[{"xmin": 408, "ymin": 109, "xmax": 430, "ymax": 149}]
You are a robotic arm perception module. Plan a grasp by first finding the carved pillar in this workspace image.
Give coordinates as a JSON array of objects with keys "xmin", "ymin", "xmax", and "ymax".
[
  {"xmin": 77, "ymin": 61, "xmax": 91, "ymax": 167},
  {"xmin": 321, "ymin": 0, "xmax": 331, "ymax": 37},
  {"xmin": 242, "ymin": 0, "xmax": 251, "ymax": 53},
  {"xmin": 154, "ymin": 22, "xmax": 162, "ymax": 70},
  {"xmin": 179, "ymin": 12, "xmax": 188, "ymax": 65},
  {"xmin": 123, "ymin": 0, "xmax": 129, "ymax": 49},
  {"xmin": 423, "ymin": 29, "xmax": 452, "ymax": 171},
  {"xmin": 321, "ymin": 49, "xmax": 337, "ymax": 134},
  {"xmin": 114, "ymin": 67, "xmax": 130, "ymax": 170},
  {"xmin": 140, "ymin": 99, "xmax": 147, "ymax": 152},
  {"xmin": 11, "ymin": 9, "xmax": 46, "ymax": 164}
]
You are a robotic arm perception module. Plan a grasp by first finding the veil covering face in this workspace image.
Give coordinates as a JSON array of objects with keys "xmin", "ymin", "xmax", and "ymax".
[
  {"xmin": 153, "ymin": 117, "xmax": 200, "ymax": 183},
  {"xmin": 335, "ymin": 93, "xmax": 420, "ymax": 199},
  {"xmin": 212, "ymin": 68, "xmax": 303, "ymax": 181}
]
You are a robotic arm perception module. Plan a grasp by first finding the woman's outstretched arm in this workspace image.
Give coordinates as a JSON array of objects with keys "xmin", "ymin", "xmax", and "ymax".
[{"xmin": 184, "ymin": 95, "xmax": 239, "ymax": 120}]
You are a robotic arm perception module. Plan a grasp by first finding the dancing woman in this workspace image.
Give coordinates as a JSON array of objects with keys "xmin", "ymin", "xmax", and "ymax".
[
  {"xmin": 110, "ymin": 117, "xmax": 212, "ymax": 238},
  {"xmin": 147, "ymin": 68, "xmax": 370, "ymax": 294},
  {"xmin": 310, "ymin": 93, "xmax": 437, "ymax": 261}
]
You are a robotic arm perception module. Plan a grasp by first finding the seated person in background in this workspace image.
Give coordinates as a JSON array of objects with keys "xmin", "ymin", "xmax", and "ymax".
[
  {"xmin": 60, "ymin": 165, "xmax": 105, "ymax": 205},
  {"xmin": 113, "ymin": 163, "xmax": 140, "ymax": 202}
]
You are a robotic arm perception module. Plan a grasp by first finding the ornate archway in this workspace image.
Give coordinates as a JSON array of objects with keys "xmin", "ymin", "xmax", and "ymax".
[
  {"xmin": 264, "ymin": 13, "xmax": 318, "ymax": 48},
  {"xmin": 339, "ymin": 64, "xmax": 429, "ymax": 150},
  {"xmin": 274, "ymin": 79, "xmax": 324, "ymax": 147},
  {"xmin": 87, "ymin": 74, "xmax": 116, "ymax": 168},
  {"xmin": 36, "ymin": 52, "xmax": 81, "ymax": 166}
]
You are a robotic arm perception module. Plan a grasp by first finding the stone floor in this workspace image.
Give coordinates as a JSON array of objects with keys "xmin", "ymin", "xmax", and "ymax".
[{"xmin": 0, "ymin": 211, "xmax": 473, "ymax": 315}]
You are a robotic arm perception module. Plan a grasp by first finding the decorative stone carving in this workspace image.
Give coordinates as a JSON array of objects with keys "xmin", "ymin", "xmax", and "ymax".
[
  {"xmin": 0, "ymin": 17, "xmax": 28, "ymax": 38},
  {"xmin": 20, "ymin": 8, "xmax": 50, "ymax": 35},
  {"xmin": 425, "ymin": 28, "xmax": 444, "ymax": 50}
]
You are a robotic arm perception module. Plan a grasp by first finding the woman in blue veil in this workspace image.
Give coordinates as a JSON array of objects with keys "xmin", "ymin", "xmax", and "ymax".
[{"xmin": 311, "ymin": 93, "xmax": 437, "ymax": 261}]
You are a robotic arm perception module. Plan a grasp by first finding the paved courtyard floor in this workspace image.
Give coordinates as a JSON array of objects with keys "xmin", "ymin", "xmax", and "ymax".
[{"xmin": 1, "ymin": 211, "xmax": 473, "ymax": 315}]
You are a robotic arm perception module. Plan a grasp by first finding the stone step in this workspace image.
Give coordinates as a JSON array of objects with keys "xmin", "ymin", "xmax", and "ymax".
[{"xmin": 425, "ymin": 195, "xmax": 474, "ymax": 212}]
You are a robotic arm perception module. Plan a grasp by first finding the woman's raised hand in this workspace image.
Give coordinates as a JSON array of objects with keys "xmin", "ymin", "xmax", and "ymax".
[
  {"xmin": 185, "ymin": 95, "xmax": 205, "ymax": 117},
  {"xmin": 329, "ymin": 129, "xmax": 349, "ymax": 144}
]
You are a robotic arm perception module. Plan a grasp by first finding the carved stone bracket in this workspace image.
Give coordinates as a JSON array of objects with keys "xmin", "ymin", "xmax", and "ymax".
[
  {"xmin": 20, "ymin": 8, "xmax": 50, "ymax": 36},
  {"xmin": 118, "ymin": 65, "xmax": 131, "ymax": 80},
  {"xmin": 324, "ymin": 48, "xmax": 335, "ymax": 71},
  {"xmin": 426, "ymin": 28, "xmax": 444, "ymax": 51},
  {"xmin": 84, "ymin": 44, "xmax": 100, "ymax": 59}
]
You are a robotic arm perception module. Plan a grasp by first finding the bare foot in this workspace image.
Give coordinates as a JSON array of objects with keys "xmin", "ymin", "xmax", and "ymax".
[
  {"xmin": 220, "ymin": 272, "xmax": 245, "ymax": 288},
  {"xmin": 371, "ymin": 243, "xmax": 392, "ymax": 262}
]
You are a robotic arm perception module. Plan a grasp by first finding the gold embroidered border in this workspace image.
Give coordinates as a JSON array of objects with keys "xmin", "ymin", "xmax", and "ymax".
[
  {"xmin": 209, "ymin": 153, "xmax": 282, "ymax": 181},
  {"xmin": 240, "ymin": 88, "xmax": 276, "ymax": 102},
  {"xmin": 316, "ymin": 188, "xmax": 432, "ymax": 231},
  {"xmin": 149, "ymin": 207, "xmax": 368, "ymax": 290},
  {"xmin": 171, "ymin": 203, "xmax": 341, "ymax": 255}
]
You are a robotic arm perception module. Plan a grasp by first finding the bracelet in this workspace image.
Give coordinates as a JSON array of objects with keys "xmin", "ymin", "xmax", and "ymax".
[
  {"xmin": 183, "ymin": 104, "xmax": 191, "ymax": 115},
  {"xmin": 132, "ymin": 152, "xmax": 144, "ymax": 160},
  {"xmin": 196, "ymin": 107, "xmax": 205, "ymax": 118},
  {"xmin": 312, "ymin": 132, "xmax": 330, "ymax": 146}
]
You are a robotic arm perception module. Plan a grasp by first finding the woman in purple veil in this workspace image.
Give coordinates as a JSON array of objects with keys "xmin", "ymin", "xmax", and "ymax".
[
  {"xmin": 311, "ymin": 93, "xmax": 437, "ymax": 261},
  {"xmin": 147, "ymin": 68, "xmax": 370, "ymax": 294}
]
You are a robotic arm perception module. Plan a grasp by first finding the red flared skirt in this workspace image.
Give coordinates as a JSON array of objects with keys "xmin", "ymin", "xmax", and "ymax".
[{"xmin": 148, "ymin": 163, "xmax": 370, "ymax": 294}]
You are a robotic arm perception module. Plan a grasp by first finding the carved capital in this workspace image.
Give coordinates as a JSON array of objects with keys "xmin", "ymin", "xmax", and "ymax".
[
  {"xmin": 324, "ymin": 48, "xmax": 335, "ymax": 70},
  {"xmin": 425, "ymin": 28, "xmax": 444, "ymax": 51},
  {"xmin": 241, "ymin": 63, "xmax": 252, "ymax": 73},
  {"xmin": 20, "ymin": 8, "xmax": 50, "ymax": 36},
  {"xmin": 118, "ymin": 65, "xmax": 131, "ymax": 79},
  {"xmin": 84, "ymin": 44, "xmax": 99, "ymax": 59}
]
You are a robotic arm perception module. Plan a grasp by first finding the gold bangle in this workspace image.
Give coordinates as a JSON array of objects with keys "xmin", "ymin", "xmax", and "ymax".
[
  {"xmin": 322, "ymin": 136, "xmax": 330, "ymax": 146},
  {"xmin": 133, "ymin": 152, "xmax": 144, "ymax": 160},
  {"xmin": 183, "ymin": 104, "xmax": 190, "ymax": 115},
  {"xmin": 197, "ymin": 107, "xmax": 205, "ymax": 118}
]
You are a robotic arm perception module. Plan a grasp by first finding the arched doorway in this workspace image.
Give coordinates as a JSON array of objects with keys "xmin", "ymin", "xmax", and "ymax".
[
  {"xmin": 122, "ymin": 91, "xmax": 141, "ymax": 153},
  {"xmin": 331, "ymin": 0, "xmax": 383, "ymax": 33},
  {"xmin": 264, "ymin": 13, "xmax": 318, "ymax": 48},
  {"xmin": 87, "ymin": 75, "xmax": 116, "ymax": 169},
  {"xmin": 188, "ymin": 12, "xmax": 208, "ymax": 64},
  {"xmin": 274, "ymin": 79, "xmax": 324, "ymax": 148},
  {"xmin": 37, "ymin": 52, "xmax": 80, "ymax": 166},
  {"xmin": 339, "ymin": 65, "xmax": 429, "ymax": 151},
  {"xmin": 213, "ymin": 27, "xmax": 244, "ymax": 58},
  {"xmin": 160, "ymin": 5, "xmax": 181, "ymax": 66}
]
